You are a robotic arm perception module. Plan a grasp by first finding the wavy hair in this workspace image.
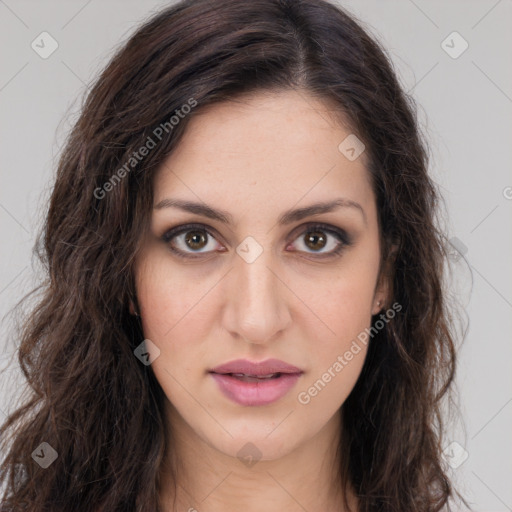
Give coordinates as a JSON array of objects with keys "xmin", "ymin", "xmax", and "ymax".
[{"xmin": 0, "ymin": 0, "xmax": 466, "ymax": 510}]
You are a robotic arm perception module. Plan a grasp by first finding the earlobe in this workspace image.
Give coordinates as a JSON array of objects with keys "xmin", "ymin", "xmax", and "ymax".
[
  {"xmin": 372, "ymin": 266, "xmax": 389, "ymax": 315},
  {"xmin": 129, "ymin": 299, "xmax": 140, "ymax": 316},
  {"xmin": 372, "ymin": 299, "xmax": 383, "ymax": 316},
  {"xmin": 372, "ymin": 243, "xmax": 398, "ymax": 316}
]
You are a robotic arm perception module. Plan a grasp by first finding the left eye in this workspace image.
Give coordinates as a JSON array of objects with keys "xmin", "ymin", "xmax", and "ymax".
[
  {"xmin": 289, "ymin": 224, "xmax": 349, "ymax": 257},
  {"xmin": 162, "ymin": 223, "xmax": 350, "ymax": 259}
]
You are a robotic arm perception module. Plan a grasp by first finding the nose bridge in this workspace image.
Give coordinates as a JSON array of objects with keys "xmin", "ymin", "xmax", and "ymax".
[{"xmin": 225, "ymin": 238, "xmax": 290, "ymax": 343}]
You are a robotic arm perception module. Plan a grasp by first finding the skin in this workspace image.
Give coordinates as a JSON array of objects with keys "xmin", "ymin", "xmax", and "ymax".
[{"xmin": 132, "ymin": 89, "xmax": 391, "ymax": 512}]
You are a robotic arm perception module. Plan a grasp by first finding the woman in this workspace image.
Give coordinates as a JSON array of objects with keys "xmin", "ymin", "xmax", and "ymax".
[{"xmin": 0, "ymin": 0, "xmax": 466, "ymax": 510}]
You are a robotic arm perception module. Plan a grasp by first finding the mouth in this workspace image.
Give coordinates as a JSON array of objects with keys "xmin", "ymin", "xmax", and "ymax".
[
  {"xmin": 209, "ymin": 358, "xmax": 303, "ymax": 377},
  {"xmin": 208, "ymin": 360, "xmax": 303, "ymax": 406},
  {"xmin": 214, "ymin": 372, "xmax": 286, "ymax": 382}
]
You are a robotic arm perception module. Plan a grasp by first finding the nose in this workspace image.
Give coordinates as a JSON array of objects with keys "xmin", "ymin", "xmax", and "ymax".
[{"xmin": 222, "ymin": 245, "xmax": 292, "ymax": 345}]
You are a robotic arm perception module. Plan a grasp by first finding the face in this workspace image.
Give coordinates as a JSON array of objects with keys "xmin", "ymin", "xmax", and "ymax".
[{"xmin": 133, "ymin": 90, "xmax": 389, "ymax": 463}]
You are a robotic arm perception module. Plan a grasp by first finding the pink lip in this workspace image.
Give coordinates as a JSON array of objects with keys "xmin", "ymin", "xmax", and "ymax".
[
  {"xmin": 210, "ymin": 358, "xmax": 302, "ymax": 376},
  {"xmin": 209, "ymin": 358, "xmax": 303, "ymax": 406}
]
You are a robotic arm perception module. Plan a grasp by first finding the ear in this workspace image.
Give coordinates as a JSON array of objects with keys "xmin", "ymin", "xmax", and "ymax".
[
  {"xmin": 371, "ymin": 243, "xmax": 398, "ymax": 316},
  {"xmin": 129, "ymin": 298, "xmax": 139, "ymax": 316}
]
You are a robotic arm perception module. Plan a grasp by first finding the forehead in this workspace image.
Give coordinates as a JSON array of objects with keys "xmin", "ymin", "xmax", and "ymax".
[
  {"xmin": 153, "ymin": 90, "xmax": 374, "ymax": 223},
  {"xmin": 160, "ymin": 90, "xmax": 359, "ymax": 161}
]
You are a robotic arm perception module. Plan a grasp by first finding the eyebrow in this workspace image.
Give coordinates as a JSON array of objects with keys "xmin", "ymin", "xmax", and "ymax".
[{"xmin": 153, "ymin": 197, "xmax": 367, "ymax": 226}]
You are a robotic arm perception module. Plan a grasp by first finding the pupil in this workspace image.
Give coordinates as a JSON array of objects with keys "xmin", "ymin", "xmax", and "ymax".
[
  {"xmin": 306, "ymin": 231, "xmax": 326, "ymax": 251},
  {"xmin": 186, "ymin": 231, "xmax": 206, "ymax": 249}
]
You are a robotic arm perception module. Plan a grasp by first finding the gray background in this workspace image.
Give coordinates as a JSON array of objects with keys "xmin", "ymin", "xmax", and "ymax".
[{"xmin": 1, "ymin": 1, "xmax": 511, "ymax": 510}]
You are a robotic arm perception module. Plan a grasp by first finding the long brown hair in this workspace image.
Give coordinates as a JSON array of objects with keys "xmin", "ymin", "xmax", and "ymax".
[{"xmin": 0, "ymin": 0, "xmax": 467, "ymax": 510}]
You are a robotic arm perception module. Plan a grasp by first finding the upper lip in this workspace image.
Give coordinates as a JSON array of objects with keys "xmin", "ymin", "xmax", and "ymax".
[{"xmin": 210, "ymin": 358, "xmax": 303, "ymax": 376}]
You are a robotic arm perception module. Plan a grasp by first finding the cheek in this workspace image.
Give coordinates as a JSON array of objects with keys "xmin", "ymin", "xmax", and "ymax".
[
  {"xmin": 134, "ymin": 259, "xmax": 220, "ymax": 390},
  {"xmin": 295, "ymin": 279, "xmax": 372, "ymax": 411},
  {"xmin": 135, "ymin": 257, "xmax": 208, "ymax": 342},
  {"xmin": 295, "ymin": 256, "xmax": 378, "ymax": 340},
  {"xmin": 135, "ymin": 267, "xmax": 207, "ymax": 400},
  {"xmin": 292, "ymin": 250, "xmax": 379, "ymax": 401}
]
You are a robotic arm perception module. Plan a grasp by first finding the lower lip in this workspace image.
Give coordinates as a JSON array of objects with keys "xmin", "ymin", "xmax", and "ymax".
[{"xmin": 209, "ymin": 372, "xmax": 302, "ymax": 406}]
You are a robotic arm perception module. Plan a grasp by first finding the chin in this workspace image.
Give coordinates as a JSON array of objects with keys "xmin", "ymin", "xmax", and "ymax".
[{"xmin": 206, "ymin": 423, "xmax": 303, "ymax": 463}]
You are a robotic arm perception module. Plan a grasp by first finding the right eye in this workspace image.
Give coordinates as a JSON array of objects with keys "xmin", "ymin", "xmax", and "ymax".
[{"xmin": 162, "ymin": 223, "xmax": 224, "ymax": 259}]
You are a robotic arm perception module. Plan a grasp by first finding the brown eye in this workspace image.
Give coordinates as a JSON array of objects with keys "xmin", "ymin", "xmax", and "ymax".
[
  {"xmin": 304, "ymin": 230, "xmax": 327, "ymax": 251},
  {"xmin": 162, "ymin": 224, "xmax": 222, "ymax": 258},
  {"xmin": 162, "ymin": 222, "xmax": 351, "ymax": 260},
  {"xmin": 289, "ymin": 223, "xmax": 351, "ymax": 258},
  {"xmin": 184, "ymin": 230, "xmax": 208, "ymax": 250}
]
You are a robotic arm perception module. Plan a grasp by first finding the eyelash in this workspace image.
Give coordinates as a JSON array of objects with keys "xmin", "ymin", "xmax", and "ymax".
[{"xmin": 161, "ymin": 222, "xmax": 352, "ymax": 260}]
